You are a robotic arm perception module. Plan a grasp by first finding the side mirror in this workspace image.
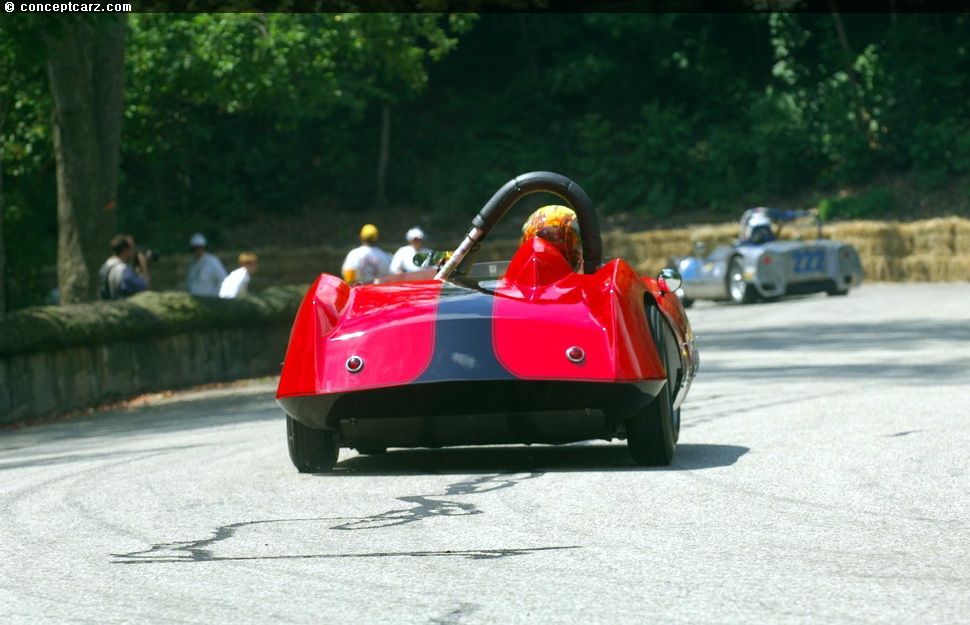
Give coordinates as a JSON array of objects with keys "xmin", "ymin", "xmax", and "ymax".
[
  {"xmin": 413, "ymin": 250, "xmax": 452, "ymax": 269},
  {"xmin": 413, "ymin": 251, "xmax": 432, "ymax": 268},
  {"xmin": 657, "ymin": 267, "xmax": 682, "ymax": 294}
]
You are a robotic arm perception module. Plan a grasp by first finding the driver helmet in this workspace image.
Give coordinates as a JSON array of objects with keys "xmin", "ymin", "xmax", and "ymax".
[
  {"xmin": 521, "ymin": 205, "xmax": 582, "ymax": 270},
  {"xmin": 745, "ymin": 213, "xmax": 774, "ymax": 244}
]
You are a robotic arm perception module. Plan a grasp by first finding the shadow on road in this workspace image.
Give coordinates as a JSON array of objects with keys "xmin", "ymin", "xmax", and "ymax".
[
  {"xmin": 695, "ymin": 318, "xmax": 970, "ymax": 383},
  {"xmin": 0, "ymin": 391, "xmax": 281, "ymax": 450},
  {"xmin": 325, "ymin": 442, "xmax": 749, "ymax": 476}
]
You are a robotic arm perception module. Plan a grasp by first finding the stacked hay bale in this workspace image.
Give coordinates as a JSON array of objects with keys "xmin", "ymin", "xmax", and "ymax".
[
  {"xmin": 897, "ymin": 217, "xmax": 970, "ymax": 282},
  {"xmin": 603, "ymin": 228, "xmax": 692, "ymax": 275},
  {"xmin": 187, "ymin": 217, "xmax": 970, "ymax": 288},
  {"xmin": 826, "ymin": 221, "xmax": 909, "ymax": 282}
]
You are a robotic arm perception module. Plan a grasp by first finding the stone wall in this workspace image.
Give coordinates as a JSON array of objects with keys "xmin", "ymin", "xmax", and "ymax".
[
  {"xmin": 0, "ymin": 287, "xmax": 306, "ymax": 427},
  {"xmin": 0, "ymin": 326, "xmax": 291, "ymax": 427}
]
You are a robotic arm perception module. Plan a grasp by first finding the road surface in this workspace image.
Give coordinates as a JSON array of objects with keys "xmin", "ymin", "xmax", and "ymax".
[{"xmin": 1, "ymin": 283, "xmax": 968, "ymax": 624}]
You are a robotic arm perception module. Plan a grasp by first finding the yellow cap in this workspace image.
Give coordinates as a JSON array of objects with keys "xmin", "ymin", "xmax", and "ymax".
[{"xmin": 360, "ymin": 224, "xmax": 379, "ymax": 242}]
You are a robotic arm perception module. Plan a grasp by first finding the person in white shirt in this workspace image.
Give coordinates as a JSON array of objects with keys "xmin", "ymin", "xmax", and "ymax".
[
  {"xmin": 185, "ymin": 233, "xmax": 229, "ymax": 296},
  {"xmin": 342, "ymin": 224, "xmax": 392, "ymax": 283},
  {"xmin": 219, "ymin": 252, "xmax": 258, "ymax": 298},
  {"xmin": 390, "ymin": 227, "xmax": 427, "ymax": 274}
]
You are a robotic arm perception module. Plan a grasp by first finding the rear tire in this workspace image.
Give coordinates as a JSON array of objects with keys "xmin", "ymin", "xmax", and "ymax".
[
  {"xmin": 627, "ymin": 307, "xmax": 678, "ymax": 466},
  {"xmin": 286, "ymin": 415, "xmax": 339, "ymax": 473}
]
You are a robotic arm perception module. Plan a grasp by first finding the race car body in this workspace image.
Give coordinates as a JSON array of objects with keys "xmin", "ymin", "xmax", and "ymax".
[
  {"xmin": 276, "ymin": 172, "xmax": 698, "ymax": 471},
  {"xmin": 670, "ymin": 209, "xmax": 864, "ymax": 305}
]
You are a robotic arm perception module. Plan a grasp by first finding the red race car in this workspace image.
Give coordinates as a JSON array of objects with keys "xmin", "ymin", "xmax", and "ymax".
[{"xmin": 276, "ymin": 171, "xmax": 699, "ymax": 471}]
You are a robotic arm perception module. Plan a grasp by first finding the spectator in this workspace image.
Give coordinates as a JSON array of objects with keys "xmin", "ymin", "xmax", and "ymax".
[
  {"xmin": 185, "ymin": 232, "xmax": 228, "ymax": 297},
  {"xmin": 341, "ymin": 224, "xmax": 392, "ymax": 283},
  {"xmin": 219, "ymin": 252, "xmax": 258, "ymax": 298},
  {"xmin": 98, "ymin": 234, "xmax": 150, "ymax": 300},
  {"xmin": 390, "ymin": 227, "xmax": 428, "ymax": 274}
]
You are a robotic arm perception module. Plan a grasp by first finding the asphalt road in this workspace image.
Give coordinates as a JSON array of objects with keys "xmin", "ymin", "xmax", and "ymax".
[{"xmin": 1, "ymin": 283, "xmax": 968, "ymax": 625}]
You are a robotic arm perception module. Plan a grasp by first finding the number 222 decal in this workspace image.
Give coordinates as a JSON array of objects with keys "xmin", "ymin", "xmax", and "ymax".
[{"xmin": 791, "ymin": 249, "xmax": 826, "ymax": 273}]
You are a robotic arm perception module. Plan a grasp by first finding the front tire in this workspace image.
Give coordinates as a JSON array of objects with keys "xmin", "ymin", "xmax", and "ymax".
[
  {"xmin": 727, "ymin": 256, "xmax": 757, "ymax": 304},
  {"xmin": 286, "ymin": 415, "xmax": 339, "ymax": 473},
  {"xmin": 627, "ymin": 307, "xmax": 678, "ymax": 466}
]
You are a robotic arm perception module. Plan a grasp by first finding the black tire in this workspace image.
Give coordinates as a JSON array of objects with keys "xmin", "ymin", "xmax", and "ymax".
[
  {"xmin": 727, "ymin": 256, "xmax": 757, "ymax": 304},
  {"xmin": 286, "ymin": 415, "xmax": 339, "ymax": 473},
  {"xmin": 627, "ymin": 306, "xmax": 678, "ymax": 466}
]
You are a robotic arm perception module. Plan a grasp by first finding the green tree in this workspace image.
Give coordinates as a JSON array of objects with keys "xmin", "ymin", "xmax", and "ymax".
[
  {"xmin": 0, "ymin": 19, "xmax": 53, "ymax": 312},
  {"xmin": 121, "ymin": 13, "xmax": 472, "ymax": 237},
  {"xmin": 44, "ymin": 15, "xmax": 127, "ymax": 305}
]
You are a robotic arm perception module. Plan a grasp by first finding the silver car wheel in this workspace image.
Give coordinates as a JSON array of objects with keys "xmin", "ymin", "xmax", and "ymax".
[{"xmin": 728, "ymin": 258, "xmax": 747, "ymax": 303}]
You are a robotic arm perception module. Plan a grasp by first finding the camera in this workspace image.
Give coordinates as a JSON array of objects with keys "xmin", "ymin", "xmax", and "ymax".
[{"xmin": 138, "ymin": 248, "xmax": 161, "ymax": 263}]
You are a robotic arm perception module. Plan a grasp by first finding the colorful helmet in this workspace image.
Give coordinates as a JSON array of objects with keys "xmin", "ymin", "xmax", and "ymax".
[{"xmin": 521, "ymin": 205, "xmax": 582, "ymax": 270}]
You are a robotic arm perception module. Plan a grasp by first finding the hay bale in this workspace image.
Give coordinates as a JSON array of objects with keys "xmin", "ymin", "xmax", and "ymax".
[
  {"xmin": 605, "ymin": 230, "xmax": 693, "ymax": 261},
  {"xmin": 860, "ymin": 256, "xmax": 903, "ymax": 282},
  {"xmin": 901, "ymin": 218, "xmax": 958, "ymax": 255},
  {"xmin": 901, "ymin": 254, "xmax": 970, "ymax": 282},
  {"xmin": 689, "ymin": 223, "xmax": 737, "ymax": 249},
  {"xmin": 827, "ymin": 221, "xmax": 910, "ymax": 258},
  {"xmin": 953, "ymin": 219, "xmax": 970, "ymax": 255}
]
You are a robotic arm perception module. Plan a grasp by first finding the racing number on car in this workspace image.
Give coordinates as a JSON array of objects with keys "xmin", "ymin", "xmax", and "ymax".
[{"xmin": 791, "ymin": 249, "xmax": 825, "ymax": 273}]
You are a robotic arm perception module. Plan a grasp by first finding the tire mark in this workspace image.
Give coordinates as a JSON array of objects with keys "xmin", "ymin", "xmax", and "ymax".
[
  {"xmin": 111, "ymin": 472, "xmax": 557, "ymax": 564},
  {"xmin": 429, "ymin": 602, "xmax": 482, "ymax": 624},
  {"xmin": 112, "ymin": 545, "xmax": 579, "ymax": 564}
]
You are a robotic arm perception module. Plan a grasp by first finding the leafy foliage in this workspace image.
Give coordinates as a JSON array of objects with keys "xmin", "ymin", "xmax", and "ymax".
[
  {"xmin": 818, "ymin": 187, "xmax": 897, "ymax": 222},
  {"xmin": 2, "ymin": 12, "xmax": 968, "ymax": 311},
  {"xmin": 120, "ymin": 13, "xmax": 474, "ymax": 249}
]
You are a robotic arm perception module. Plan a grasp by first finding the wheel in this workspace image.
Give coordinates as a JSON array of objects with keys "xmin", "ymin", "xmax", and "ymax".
[
  {"xmin": 627, "ymin": 306, "xmax": 678, "ymax": 466},
  {"xmin": 286, "ymin": 415, "xmax": 339, "ymax": 473},
  {"xmin": 727, "ymin": 256, "xmax": 757, "ymax": 304}
]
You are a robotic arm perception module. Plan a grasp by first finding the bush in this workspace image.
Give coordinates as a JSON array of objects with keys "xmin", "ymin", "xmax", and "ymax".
[{"xmin": 818, "ymin": 187, "xmax": 896, "ymax": 221}]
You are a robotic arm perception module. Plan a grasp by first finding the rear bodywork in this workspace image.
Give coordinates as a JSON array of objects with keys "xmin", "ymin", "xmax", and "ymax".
[
  {"xmin": 672, "ymin": 238, "xmax": 864, "ymax": 303},
  {"xmin": 277, "ymin": 237, "xmax": 698, "ymax": 451}
]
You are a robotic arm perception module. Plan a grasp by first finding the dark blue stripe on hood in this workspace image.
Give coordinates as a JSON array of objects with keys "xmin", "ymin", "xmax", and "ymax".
[{"xmin": 416, "ymin": 285, "xmax": 516, "ymax": 382}]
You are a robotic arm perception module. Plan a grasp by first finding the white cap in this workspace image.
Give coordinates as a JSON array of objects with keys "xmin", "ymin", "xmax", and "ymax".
[
  {"xmin": 406, "ymin": 227, "xmax": 426, "ymax": 242},
  {"xmin": 189, "ymin": 233, "xmax": 207, "ymax": 247}
]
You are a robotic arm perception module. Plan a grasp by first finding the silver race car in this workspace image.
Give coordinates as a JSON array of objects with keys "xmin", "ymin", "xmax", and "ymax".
[{"xmin": 669, "ymin": 208, "xmax": 864, "ymax": 306}]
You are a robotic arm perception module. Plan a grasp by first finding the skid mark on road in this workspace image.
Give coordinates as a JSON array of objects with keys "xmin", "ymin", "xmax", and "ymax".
[
  {"xmin": 110, "ymin": 472, "xmax": 569, "ymax": 564},
  {"xmin": 333, "ymin": 472, "xmax": 541, "ymax": 530},
  {"xmin": 112, "ymin": 544, "xmax": 578, "ymax": 564},
  {"xmin": 429, "ymin": 602, "xmax": 482, "ymax": 624}
]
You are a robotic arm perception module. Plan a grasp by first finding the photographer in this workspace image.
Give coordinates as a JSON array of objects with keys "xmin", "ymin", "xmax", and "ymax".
[{"xmin": 98, "ymin": 234, "xmax": 151, "ymax": 300}]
